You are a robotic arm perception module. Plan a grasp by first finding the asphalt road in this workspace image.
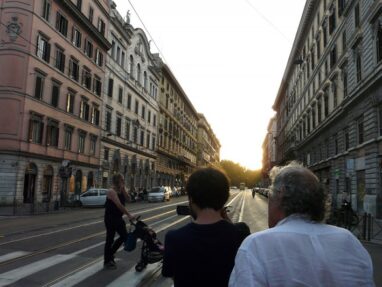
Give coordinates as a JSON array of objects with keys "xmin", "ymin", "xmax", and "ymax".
[{"xmin": 1, "ymin": 190, "xmax": 380, "ymax": 286}]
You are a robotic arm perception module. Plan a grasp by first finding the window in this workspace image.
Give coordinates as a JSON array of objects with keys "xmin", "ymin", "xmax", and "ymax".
[
  {"xmin": 90, "ymin": 135, "xmax": 96, "ymax": 155},
  {"xmin": 129, "ymin": 55, "xmax": 134, "ymax": 76},
  {"xmin": 324, "ymin": 93, "xmax": 329, "ymax": 117},
  {"xmin": 111, "ymin": 41, "xmax": 116, "ymax": 59},
  {"xmin": 51, "ymin": 82, "xmax": 60, "ymax": 108},
  {"xmin": 317, "ymin": 100, "xmax": 322, "ymax": 123},
  {"xmin": 356, "ymin": 51, "xmax": 362, "ymax": 82},
  {"xmin": 46, "ymin": 119, "xmax": 59, "ymax": 147},
  {"xmin": 36, "ymin": 35, "xmax": 50, "ymax": 63},
  {"xmin": 105, "ymin": 110, "xmax": 112, "ymax": 132},
  {"xmin": 34, "ymin": 73, "xmax": 45, "ymax": 100},
  {"xmin": 329, "ymin": 7, "xmax": 336, "ymax": 34},
  {"xmin": 133, "ymin": 126, "xmax": 138, "ymax": 143},
  {"xmin": 88, "ymin": 6, "xmax": 94, "ymax": 23},
  {"xmin": 148, "ymin": 110, "xmax": 151, "ymax": 124},
  {"xmin": 95, "ymin": 49, "xmax": 103, "ymax": 67},
  {"xmin": 104, "ymin": 147, "xmax": 109, "ymax": 161},
  {"xmin": 330, "ymin": 45, "xmax": 337, "ymax": 69},
  {"xmin": 152, "ymin": 136, "xmax": 156, "ymax": 150},
  {"xmin": 135, "ymin": 100, "xmax": 139, "ymax": 114},
  {"xmin": 76, "ymin": 0, "xmax": 82, "ymax": 10},
  {"xmin": 66, "ymin": 92, "xmax": 75, "ymax": 113},
  {"xmin": 127, "ymin": 94, "xmax": 132, "ymax": 109},
  {"xmin": 141, "ymin": 106, "xmax": 145, "ymax": 119},
  {"xmin": 69, "ymin": 58, "xmax": 79, "ymax": 81},
  {"xmin": 344, "ymin": 128, "xmax": 349, "ymax": 150},
  {"xmin": 116, "ymin": 46, "xmax": 121, "ymax": 63},
  {"xmin": 116, "ymin": 116, "xmax": 122, "ymax": 137},
  {"xmin": 93, "ymin": 75, "xmax": 102, "ymax": 96},
  {"xmin": 118, "ymin": 87, "xmax": 123, "ymax": 103},
  {"xmin": 125, "ymin": 120, "xmax": 131, "ymax": 140},
  {"xmin": 78, "ymin": 131, "xmax": 86, "ymax": 153},
  {"xmin": 354, "ymin": 3, "xmax": 360, "ymax": 28},
  {"xmin": 153, "ymin": 115, "xmax": 156, "ymax": 127},
  {"xmin": 55, "ymin": 47, "xmax": 65, "ymax": 72},
  {"xmin": 82, "ymin": 67, "xmax": 92, "ymax": 90},
  {"xmin": 84, "ymin": 39, "xmax": 93, "ymax": 58},
  {"xmin": 91, "ymin": 106, "xmax": 100, "ymax": 125},
  {"xmin": 334, "ymin": 135, "xmax": 338, "ymax": 154},
  {"xmin": 29, "ymin": 113, "xmax": 44, "ymax": 144},
  {"xmin": 338, "ymin": 0, "xmax": 345, "ymax": 16},
  {"xmin": 143, "ymin": 71, "xmax": 147, "ymax": 90},
  {"xmin": 72, "ymin": 27, "xmax": 81, "ymax": 48},
  {"xmin": 342, "ymin": 66, "xmax": 348, "ymax": 97},
  {"xmin": 79, "ymin": 98, "xmax": 90, "ymax": 121},
  {"xmin": 42, "ymin": 0, "xmax": 51, "ymax": 21},
  {"xmin": 140, "ymin": 130, "xmax": 144, "ymax": 145},
  {"xmin": 358, "ymin": 117, "xmax": 364, "ymax": 144},
  {"xmin": 342, "ymin": 30, "xmax": 347, "ymax": 52},
  {"xmin": 145, "ymin": 133, "xmax": 150, "ymax": 149},
  {"xmin": 108, "ymin": 78, "xmax": 114, "ymax": 97},
  {"xmin": 379, "ymin": 105, "xmax": 382, "ymax": 136},
  {"xmin": 316, "ymin": 37, "xmax": 321, "ymax": 59},
  {"xmin": 121, "ymin": 51, "xmax": 125, "ymax": 68},
  {"xmin": 64, "ymin": 125, "xmax": 73, "ymax": 150},
  {"xmin": 97, "ymin": 18, "xmax": 105, "ymax": 35},
  {"xmin": 137, "ymin": 64, "xmax": 141, "ymax": 84},
  {"xmin": 55, "ymin": 12, "xmax": 68, "ymax": 37},
  {"xmin": 377, "ymin": 22, "xmax": 382, "ymax": 63},
  {"xmin": 312, "ymin": 107, "xmax": 316, "ymax": 129}
]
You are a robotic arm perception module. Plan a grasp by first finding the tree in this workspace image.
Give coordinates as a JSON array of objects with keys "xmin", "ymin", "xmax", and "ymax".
[{"xmin": 218, "ymin": 160, "xmax": 261, "ymax": 187}]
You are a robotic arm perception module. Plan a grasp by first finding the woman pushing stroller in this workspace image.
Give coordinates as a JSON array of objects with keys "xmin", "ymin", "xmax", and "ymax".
[{"xmin": 104, "ymin": 173, "xmax": 137, "ymax": 270}]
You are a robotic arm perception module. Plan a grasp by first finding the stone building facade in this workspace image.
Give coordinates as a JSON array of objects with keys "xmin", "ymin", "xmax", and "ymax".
[
  {"xmin": 154, "ymin": 59, "xmax": 198, "ymax": 187},
  {"xmin": 273, "ymin": 0, "xmax": 382, "ymax": 217},
  {"xmin": 197, "ymin": 113, "xmax": 220, "ymax": 168},
  {"xmin": 101, "ymin": 4, "xmax": 159, "ymax": 192},
  {"xmin": 0, "ymin": 0, "xmax": 110, "ymax": 214}
]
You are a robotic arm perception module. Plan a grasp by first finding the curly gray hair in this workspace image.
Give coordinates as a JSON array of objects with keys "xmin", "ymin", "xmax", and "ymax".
[{"xmin": 269, "ymin": 161, "xmax": 328, "ymax": 222}]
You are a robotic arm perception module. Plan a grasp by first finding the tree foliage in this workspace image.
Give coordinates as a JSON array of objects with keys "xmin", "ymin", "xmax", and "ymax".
[{"xmin": 217, "ymin": 160, "xmax": 262, "ymax": 187}]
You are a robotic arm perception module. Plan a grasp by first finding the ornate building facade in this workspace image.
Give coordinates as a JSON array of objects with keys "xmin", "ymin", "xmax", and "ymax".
[
  {"xmin": 101, "ymin": 4, "xmax": 159, "ymax": 192},
  {"xmin": 273, "ymin": 0, "xmax": 382, "ymax": 217},
  {"xmin": 0, "ymin": 0, "xmax": 110, "ymax": 214}
]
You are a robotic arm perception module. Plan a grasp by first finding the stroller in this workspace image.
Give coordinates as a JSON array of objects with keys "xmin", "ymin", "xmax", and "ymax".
[{"xmin": 125, "ymin": 217, "xmax": 164, "ymax": 272}]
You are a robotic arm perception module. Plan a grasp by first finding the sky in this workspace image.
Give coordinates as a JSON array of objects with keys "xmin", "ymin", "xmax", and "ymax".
[{"xmin": 114, "ymin": 0, "xmax": 307, "ymax": 170}]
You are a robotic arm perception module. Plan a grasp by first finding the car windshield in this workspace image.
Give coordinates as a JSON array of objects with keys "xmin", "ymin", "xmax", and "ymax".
[{"xmin": 149, "ymin": 187, "xmax": 162, "ymax": 193}]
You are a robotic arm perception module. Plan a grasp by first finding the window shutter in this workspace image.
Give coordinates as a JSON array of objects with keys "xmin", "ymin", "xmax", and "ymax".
[{"xmin": 46, "ymin": 43, "xmax": 51, "ymax": 63}]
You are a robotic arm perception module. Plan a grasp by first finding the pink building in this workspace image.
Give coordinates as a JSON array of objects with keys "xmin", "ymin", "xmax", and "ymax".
[{"xmin": 0, "ymin": 0, "xmax": 110, "ymax": 214}]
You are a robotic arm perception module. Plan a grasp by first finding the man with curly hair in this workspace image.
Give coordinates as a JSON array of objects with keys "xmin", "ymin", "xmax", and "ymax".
[{"xmin": 229, "ymin": 161, "xmax": 374, "ymax": 287}]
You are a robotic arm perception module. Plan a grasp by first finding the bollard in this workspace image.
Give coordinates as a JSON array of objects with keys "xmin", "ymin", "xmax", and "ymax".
[{"xmin": 367, "ymin": 213, "xmax": 372, "ymax": 241}]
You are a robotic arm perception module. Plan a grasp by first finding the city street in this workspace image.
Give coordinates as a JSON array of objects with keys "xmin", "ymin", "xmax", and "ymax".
[{"xmin": 0, "ymin": 190, "xmax": 380, "ymax": 286}]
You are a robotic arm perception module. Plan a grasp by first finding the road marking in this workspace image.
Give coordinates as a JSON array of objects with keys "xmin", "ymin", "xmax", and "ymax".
[
  {"xmin": 239, "ymin": 191, "xmax": 246, "ymax": 222},
  {"xmin": 0, "ymin": 251, "xmax": 29, "ymax": 263},
  {"xmin": 107, "ymin": 262, "xmax": 162, "ymax": 287},
  {"xmin": 0, "ymin": 254, "xmax": 76, "ymax": 286},
  {"xmin": 49, "ymin": 260, "xmax": 104, "ymax": 287}
]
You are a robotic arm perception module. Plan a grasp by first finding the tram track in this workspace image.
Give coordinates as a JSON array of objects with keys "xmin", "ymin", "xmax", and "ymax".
[{"xmin": 0, "ymin": 203, "xmax": 186, "ymax": 268}]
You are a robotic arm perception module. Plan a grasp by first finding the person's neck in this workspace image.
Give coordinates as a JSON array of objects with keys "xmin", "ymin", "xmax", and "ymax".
[{"xmin": 194, "ymin": 208, "xmax": 223, "ymax": 225}]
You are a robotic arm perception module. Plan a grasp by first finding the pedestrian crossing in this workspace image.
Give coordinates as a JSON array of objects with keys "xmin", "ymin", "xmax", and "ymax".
[{"xmin": 0, "ymin": 248, "xmax": 168, "ymax": 287}]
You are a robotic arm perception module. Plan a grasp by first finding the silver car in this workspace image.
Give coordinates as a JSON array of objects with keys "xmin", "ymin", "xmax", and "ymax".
[
  {"xmin": 80, "ymin": 188, "xmax": 108, "ymax": 207},
  {"xmin": 147, "ymin": 186, "xmax": 171, "ymax": 202}
]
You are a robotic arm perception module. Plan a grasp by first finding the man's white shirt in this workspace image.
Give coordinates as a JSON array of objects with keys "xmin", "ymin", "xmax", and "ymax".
[{"xmin": 229, "ymin": 215, "xmax": 374, "ymax": 287}]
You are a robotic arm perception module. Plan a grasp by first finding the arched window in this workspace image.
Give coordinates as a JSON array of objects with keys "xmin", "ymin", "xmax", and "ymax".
[
  {"xmin": 137, "ymin": 63, "xmax": 141, "ymax": 84},
  {"xmin": 143, "ymin": 71, "xmax": 147, "ymax": 90},
  {"xmin": 129, "ymin": 55, "xmax": 134, "ymax": 76}
]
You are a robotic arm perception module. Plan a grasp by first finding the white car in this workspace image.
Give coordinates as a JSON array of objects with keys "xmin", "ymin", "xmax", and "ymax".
[
  {"xmin": 80, "ymin": 188, "xmax": 108, "ymax": 207},
  {"xmin": 147, "ymin": 186, "xmax": 171, "ymax": 202}
]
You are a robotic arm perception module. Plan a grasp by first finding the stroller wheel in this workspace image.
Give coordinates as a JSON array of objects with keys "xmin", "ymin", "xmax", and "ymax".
[{"xmin": 135, "ymin": 262, "xmax": 146, "ymax": 272}]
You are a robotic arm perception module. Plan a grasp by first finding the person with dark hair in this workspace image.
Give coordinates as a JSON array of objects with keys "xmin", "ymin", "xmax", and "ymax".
[
  {"xmin": 104, "ymin": 173, "xmax": 136, "ymax": 270},
  {"xmin": 229, "ymin": 161, "xmax": 374, "ymax": 287},
  {"xmin": 162, "ymin": 167, "xmax": 247, "ymax": 287}
]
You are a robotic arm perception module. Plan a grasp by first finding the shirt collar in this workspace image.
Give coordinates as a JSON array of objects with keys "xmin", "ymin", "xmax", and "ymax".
[{"xmin": 276, "ymin": 214, "xmax": 311, "ymax": 227}]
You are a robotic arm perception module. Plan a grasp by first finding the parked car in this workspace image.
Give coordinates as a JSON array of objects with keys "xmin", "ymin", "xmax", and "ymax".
[
  {"xmin": 80, "ymin": 188, "xmax": 108, "ymax": 207},
  {"xmin": 147, "ymin": 186, "xmax": 171, "ymax": 202},
  {"xmin": 230, "ymin": 186, "xmax": 238, "ymax": 190}
]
